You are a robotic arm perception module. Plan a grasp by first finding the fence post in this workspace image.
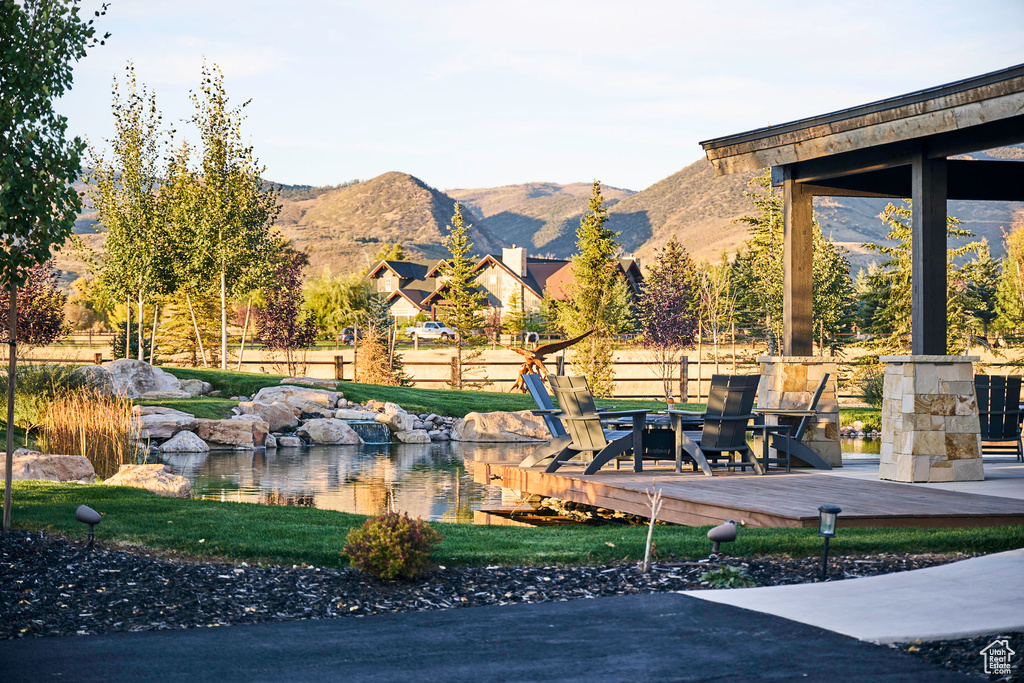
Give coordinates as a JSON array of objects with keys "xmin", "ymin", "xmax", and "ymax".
[
  {"xmin": 94, "ymin": 352, "xmax": 103, "ymax": 365},
  {"xmin": 556, "ymin": 354, "xmax": 565, "ymax": 376},
  {"xmin": 679, "ymin": 356, "xmax": 688, "ymax": 401},
  {"xmin": 334, "ymin": 355, "xmax": 344, "ymax": 381}
]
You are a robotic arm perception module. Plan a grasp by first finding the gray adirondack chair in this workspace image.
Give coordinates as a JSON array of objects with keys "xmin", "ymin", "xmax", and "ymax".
[
  {"xmin": 975, "ymin": 374, "xmax": 1024, "ymax": 461},
  {"xmin": 673, "ymin": 374, "xmax": 761, "ymax": 476},
  {"xmin": 545, "ymin": 375, "xmax": 649, "ymax": 475},
  {"xmin": 756, "ymin": 372, "xmax": 834, "ymax": 470},
  {"xmin": 519, "ymin": 373, "xmax": 574, "ymax": 468}
]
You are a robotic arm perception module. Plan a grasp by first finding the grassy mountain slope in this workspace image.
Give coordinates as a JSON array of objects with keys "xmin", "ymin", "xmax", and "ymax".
[
  {"xmin": 447, "ymin": 182, "xmax": 633, "ymax": 257},
  {"xmin": 279, "ymin": 171, "xmax": 500, "ymax": 274}
]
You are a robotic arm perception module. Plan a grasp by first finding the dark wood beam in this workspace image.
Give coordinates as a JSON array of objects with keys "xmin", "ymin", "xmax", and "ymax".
[
  {"xmin": 794, "ymin": 159, "xmax": 1024, "ymax": 201},
  {"xmin": 912, "ymin": 154, "xmax": 948, "ymax": 356},
  {"xmin": 783, "ymin": 178, "xmax": 813, "ymax": 356}
]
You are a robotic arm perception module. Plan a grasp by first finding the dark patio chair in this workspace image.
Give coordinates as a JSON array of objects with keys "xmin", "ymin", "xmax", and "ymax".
[
  {"xmin": 975, "ymin": 375, "xmax": 1024, "ymax": 461},
  {"xmin": 544, "ymin": 375, "xmax": 649, "ymax": 475},
  {"xmin": 754, "ymin": 373, "xmax": 834, "ymax": 470},
  {"xmin": 518, "ymin": 373, "xmax": 573, "ymax": 468},
  {"xmin": 673, "ymin": 374, "xmax": 761, "ymax": 476}
]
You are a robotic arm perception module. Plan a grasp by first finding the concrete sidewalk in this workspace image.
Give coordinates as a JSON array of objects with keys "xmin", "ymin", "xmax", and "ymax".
[{"xmin": 687, "ymin": 548, "xmax": 1024, "ymax": 643}]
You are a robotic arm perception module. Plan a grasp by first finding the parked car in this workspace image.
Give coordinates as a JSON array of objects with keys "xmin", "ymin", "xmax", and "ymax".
[
  {"xmin": 340, "ymin": 327, "xmax": 365, "ymax": 345},
  {"xmin": 405, "ymin": 321, "xmax": 455, "ymax": 341}
]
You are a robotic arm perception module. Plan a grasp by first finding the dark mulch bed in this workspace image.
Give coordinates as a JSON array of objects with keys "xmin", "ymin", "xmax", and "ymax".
[
  {"xmin": 2, "ymin": 529, "xmax": 967, "ymax": 640},
  {"xmin": 897, "ymin": 632, "xmax": 1024, "ymax": 682}
]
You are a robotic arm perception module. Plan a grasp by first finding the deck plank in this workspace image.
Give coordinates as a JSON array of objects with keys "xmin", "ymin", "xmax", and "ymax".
[{"xmin": 474, "ymin": 463, "xmax": 1024, "ymax": 528}]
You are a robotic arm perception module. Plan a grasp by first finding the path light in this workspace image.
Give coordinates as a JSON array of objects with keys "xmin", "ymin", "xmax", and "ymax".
[
  {"xmin": 75, "ymin": 505, "xmax": 102, "ymax": 549},
  {"xmin": 708, "ymin": 520, "xmax": 738, "ymax": 558},
  {"xmin": 818, "ymin": 504, "xmax": 842, "ymax": 580}
]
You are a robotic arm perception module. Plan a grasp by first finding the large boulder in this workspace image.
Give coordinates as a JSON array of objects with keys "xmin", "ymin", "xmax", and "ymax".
[
  {"xmin": 179, "ymin": 379, "xmax": 213, "ymax": 397},
  {"xmin": 451, "ymin": 410, "xmax": 550, "ymax": 442},
  {"xmin": 135, "ymin": 412, "xmax": 199, "ymax": 440},
  {"xmin": 292, "ymin": 399, "xmax": 336, "ymax": 419},
  {"xmin": 280, "ymin": 377, "xmax": 338, "ymax": 389},
  {"xmin": 1, "ymin": 450, "xmax": 95, "ymax": 483},
  {"xmin": 377, "ymin": 402, "xmax": 416, "ymax": 432},
  {"xmin": 277, "ymin": 436, "xmax": 304, "ymax": 448},
  {"xmin": 334, "ymin": 409, "xmax": 379, "ymax": 421},
  {"xmin": 236, "ymin": 401, "xmax": 299, "ymax": 432},
  {"xmin": 197, "ymin": 417, "xmax": 269, "ymax": 449},
  {"xmin": 395, "ymin": 429, "xmax": 431, "ymax": 444},
  {"xmin": 251, "ymin": 385, "xmax": 342, "ymax": 410},
  {"xmin": 103, "ymin": 464, "xmax": 191, "ymax": 498},
  {"xmin": 103, "ymin": 359, "xmax": 190, "ymax": 399},
  {"xmin": 160, "ymin": 431, "xmax": 210, "ymax": 453},
  {"xmin": 131, "ymin": 405, "xmax": 195, "ymax": 417},
  {"xmin": 297, "ymin": 418, "xmax": 362, "ymax": 445},
  {"xmin": 76, "ymin": 366, "xmax": 115, "ymax": 396}
]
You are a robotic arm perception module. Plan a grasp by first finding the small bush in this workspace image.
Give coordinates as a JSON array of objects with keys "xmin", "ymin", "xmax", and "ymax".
[
  {"xmin": 854, "ymin": 364, "xmax": 885, "ymax": 408},
  {"xmin": 699, "ymin": 565, "xmax": 755, "ymax": 588},
  {"xmin": 342, "ymin": 512, "xmax": 443, "ymax": 580},
  {"xmin": 0, "ymin": 364, "xmax": 87, "ymax": 436}
]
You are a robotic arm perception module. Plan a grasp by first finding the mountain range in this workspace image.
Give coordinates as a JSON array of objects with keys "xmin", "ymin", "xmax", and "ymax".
[{"xmin": 59, "ymin": 147, "xmax": 1024, "ymax": 284}]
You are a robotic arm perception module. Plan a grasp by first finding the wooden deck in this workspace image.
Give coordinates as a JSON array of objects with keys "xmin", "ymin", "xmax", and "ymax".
[{"xmin": 472, "ymin": 462, "xmax": 1024, "ymax": 528}]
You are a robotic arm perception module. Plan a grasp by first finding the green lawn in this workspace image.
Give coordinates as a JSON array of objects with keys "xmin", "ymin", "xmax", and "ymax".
[{"xmin": 10, "ymin": 482, "xmax": 1023, "ymax": 568}]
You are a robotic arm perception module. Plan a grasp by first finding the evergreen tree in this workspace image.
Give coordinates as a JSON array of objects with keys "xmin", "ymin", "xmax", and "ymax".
[
  {"xmin": 732, "ymin": 171, "xmax": 855, "ymax": 354},
  {"xmin": 437, "ymin": 203, "xmax": 486, "ymax": 389},
  {"xmin": 959, "ymin": 238, "xmax": 1001, "ymax": 341},
  {"xmin": 557, "ymin": 181, "xmax": 624, "ymax": 396},
  {"xmin": 503, "ymin": 290, "xmax": 529, "ymax": 342},
  {"xmin": 862, "ymin": 201, "xmax": 978, "ymax": 353}
]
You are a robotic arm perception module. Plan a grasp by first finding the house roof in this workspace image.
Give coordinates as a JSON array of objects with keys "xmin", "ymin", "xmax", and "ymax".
[
  {"xmin": 366, "ymin": 258, "xmax": 436, "ymax": 280},
  {"xmin": 700, "ymin": 63, "xmax": 1024, "ymax": 177}
]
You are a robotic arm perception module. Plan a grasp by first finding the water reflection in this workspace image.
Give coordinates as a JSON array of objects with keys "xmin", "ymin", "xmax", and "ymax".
[
  {"xmin": 841, "ymin": 437, "xmax": 881, "ymax": 455},
  {"xmin": 160, "ymin": 441, "xmax": 535, "ymax": 522}
]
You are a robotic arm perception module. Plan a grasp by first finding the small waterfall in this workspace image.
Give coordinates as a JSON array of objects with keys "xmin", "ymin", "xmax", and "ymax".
[{"xmin": 347, "ymin": 420, "xmax": 393, "ymax": 445}]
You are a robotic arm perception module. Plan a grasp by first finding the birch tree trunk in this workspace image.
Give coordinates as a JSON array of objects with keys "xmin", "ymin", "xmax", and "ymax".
[
  {"xmin": 236, "ymin": 298, "xmax": 251, "ymax": 371},
  {"xmin": 185, "ymin": 291, "xmax": 209, "ymax": 368},
  {"xmin": 137, "ymin": 289, "xmax": 144, "ymax": 362},
  {"xmin": 125, "ymin": 294, "xmax": 131, "ymax": 360},
  {"xmin": 149, "ymin": 304, "xmax": 160, "ymax": 364},
  {"xmin": 220, "ymin": 268, "xmax": 228, "ymax": 370}
]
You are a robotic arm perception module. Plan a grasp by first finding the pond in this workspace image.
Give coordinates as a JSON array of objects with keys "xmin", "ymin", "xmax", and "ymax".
[
  {"xmin": 159, "ymin": 442, "xmax": 536, "ymax": 523},
  {"xmin": 160, "ymin": 438, "xmax": 884, "ymax": 523}
]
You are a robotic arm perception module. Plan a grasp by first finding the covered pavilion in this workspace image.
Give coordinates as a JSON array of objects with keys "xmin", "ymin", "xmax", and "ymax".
[{"xmin": 700, "ymin": 64, "xmax": 1024, "ymax": 483}]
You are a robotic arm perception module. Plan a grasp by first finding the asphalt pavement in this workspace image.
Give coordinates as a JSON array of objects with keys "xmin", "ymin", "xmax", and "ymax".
[{"xmin": 0, "ymin": 592, "xmax": 971, "ymax": 682}]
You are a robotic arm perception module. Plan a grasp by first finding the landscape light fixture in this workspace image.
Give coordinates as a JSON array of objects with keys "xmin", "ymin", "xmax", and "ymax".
[
  {"xmin": 707, "ymin": 520, "xmax": 738, "ymax": 558},
  {"xmin": 817, "ymin": 504, "xmax": 842, "ymax": 580},
  {"xmin": 75, "ymin": 505, "xmax": 102, "ymax": 549}
]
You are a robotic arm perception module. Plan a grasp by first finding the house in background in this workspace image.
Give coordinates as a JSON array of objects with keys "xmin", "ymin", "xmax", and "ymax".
[{"xmin": 364, "ymin": 246, "xmax": 642, "ymax": 322}]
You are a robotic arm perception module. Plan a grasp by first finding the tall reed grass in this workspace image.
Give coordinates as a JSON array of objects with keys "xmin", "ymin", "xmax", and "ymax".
[{"xmin": 38, "ymin": 390, "xmax": 142, "ymax": 479}]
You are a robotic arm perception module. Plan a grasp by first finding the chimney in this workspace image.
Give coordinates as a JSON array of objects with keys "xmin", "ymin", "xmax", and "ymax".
[{"xmin": 502, "ymin": 245, "xmax": 527, "ymax": 277}]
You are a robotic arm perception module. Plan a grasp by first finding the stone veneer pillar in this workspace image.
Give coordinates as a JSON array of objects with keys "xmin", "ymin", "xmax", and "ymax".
[
  {"xmin": 757, "ymin": 357, "xmax": 842, "ymax": 467},
  {"xmin": 879, "ymin": 356, "xmax": 983, "ymax": 482}
]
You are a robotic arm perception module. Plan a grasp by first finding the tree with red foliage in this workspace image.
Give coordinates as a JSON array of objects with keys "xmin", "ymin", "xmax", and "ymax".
[
  {"xmin": 253, "ymin": 243, "xmax": 317, "ymax": 376},
  {"xmin": 636, "ymin": 236, "xmax": 699, "ymax": 401},
  {"xmin": 0, "ymin": 262, "xmax": 69, "ymax": 351}
]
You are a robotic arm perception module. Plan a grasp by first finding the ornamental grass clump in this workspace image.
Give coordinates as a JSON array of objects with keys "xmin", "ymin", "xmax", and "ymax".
[
  {"xmin": 342, "ymin": 512, "xmax": 443, "ymax": 580},
  {"xmin": 39, "ymin": 389, "xmax": 140, "ymax": 479}
]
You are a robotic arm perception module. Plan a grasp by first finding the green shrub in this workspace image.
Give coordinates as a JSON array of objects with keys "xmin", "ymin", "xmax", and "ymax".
[
  {"xmin": 699, "ymin": 565, "xmax": 755, "ymax": 588},
  {"xmin": 342, "ymin": 512, "xmax": 443, "ymax": 580},
  {"xmin": 854, "ymin": 364, "xmax": 885, "ymax": 408},
  {"xmin": 0, "ymin": 363, "xmax": 87, "ymax": 436}
]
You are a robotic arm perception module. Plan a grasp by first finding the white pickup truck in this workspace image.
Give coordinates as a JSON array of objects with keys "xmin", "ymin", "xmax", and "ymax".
[{"xmin": 405, "ymin": 321, "xmax": 455, "ymax": 341}]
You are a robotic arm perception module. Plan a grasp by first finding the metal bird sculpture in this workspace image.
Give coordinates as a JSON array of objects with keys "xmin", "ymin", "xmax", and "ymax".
[{"xmin": 502, "ymin": 330, "xmax": 594, "ymax": 392}]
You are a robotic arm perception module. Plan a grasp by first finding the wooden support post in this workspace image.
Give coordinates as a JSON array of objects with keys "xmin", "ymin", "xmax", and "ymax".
[
  {"xmin": 94, "ymin": 352, "xmax": 103, "ymax": 365},
  {"xmin": 912, "ymin": 153, "xmax": 948, "ymax": 355},
  {"xmin": 783, "ymin": 175, "xmax": 814, "ymax": 356},
  {"xmin": 334, "ymin": 355, "xmax": 344, "ymax": 381},
  {"xmin": 679, "ymin": 356, "xmax": 689, "ymax": 402},
  {"xmin": 556, "ymin": 354, "xmax": 565, "ymax": 376}
]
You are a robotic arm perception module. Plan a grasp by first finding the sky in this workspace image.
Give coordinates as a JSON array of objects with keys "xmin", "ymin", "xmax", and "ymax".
[{"xmin": 57, "ymin": 0, "xmax": 1024, "ymax": 192}]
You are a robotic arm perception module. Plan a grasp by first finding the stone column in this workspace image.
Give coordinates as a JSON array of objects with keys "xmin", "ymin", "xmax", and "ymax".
[
  {"xmin": 757, "ymin": 357, "xmax": 841, "ymax": 467},
  {"xmin": 879, "ymin": 356, "xmax": 983, "ymax": 482}
]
